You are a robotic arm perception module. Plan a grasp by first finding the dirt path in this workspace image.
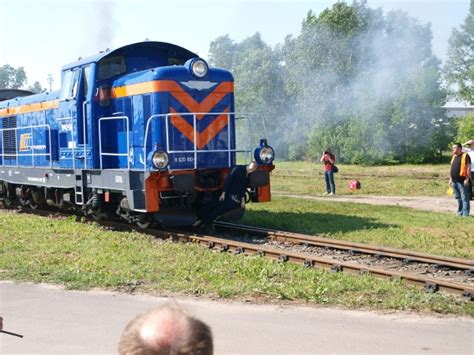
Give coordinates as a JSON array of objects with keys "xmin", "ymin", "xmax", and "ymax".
[{"xmin": 273, "ymin": 192, "xmax": 458, "ymax": 213}]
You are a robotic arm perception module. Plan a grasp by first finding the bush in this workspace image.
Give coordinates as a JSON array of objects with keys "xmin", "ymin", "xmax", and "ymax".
[{"xmin": 288, "ymin": 143, "xmax": 307, "ymax": 161}]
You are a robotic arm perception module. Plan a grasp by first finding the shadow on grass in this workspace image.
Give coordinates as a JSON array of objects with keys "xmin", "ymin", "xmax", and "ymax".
[{"xmin": 243, "ymin": 210, "xmax": 393, "ymax": 235}]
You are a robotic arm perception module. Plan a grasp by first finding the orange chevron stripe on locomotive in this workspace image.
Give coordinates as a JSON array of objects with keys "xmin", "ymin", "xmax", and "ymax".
[
  {"xmin": 167, "ymin": 81, "xmax": 232, "ymax": 148},
  {"xmin": 170, "ymin": 107, "xmax": 230, "ymax": 149},
  {"xmin": 111, "ymin": 79, "xmax": 233, "ymax": 148}
]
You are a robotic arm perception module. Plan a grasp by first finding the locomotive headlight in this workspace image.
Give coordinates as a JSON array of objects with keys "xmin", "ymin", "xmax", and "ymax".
[
  {"xmin": 152, "ymin": 151, "xmax": 169, "ymax": 169},
  {"xmin": 259, "ymin": 146, "xmax": 275, "ymax": 164},
  {"xmin": 192, "ymin": 59, "xmax": 208, "ymax": 78},
  {"xmin": 254, "ymin": 139, "xmax": 275, "ymax": 165}
]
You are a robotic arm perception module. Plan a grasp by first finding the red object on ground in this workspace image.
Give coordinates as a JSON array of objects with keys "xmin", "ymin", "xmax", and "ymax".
[{"xmin": 349, "ymin": 180, "xmax": 361, "ymax": 191}]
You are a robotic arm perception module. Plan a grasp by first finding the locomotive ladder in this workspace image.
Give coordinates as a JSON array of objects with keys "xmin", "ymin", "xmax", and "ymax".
[{"xmin": 74, "ymin": 170, "xmax": 86, "ymax": 205}]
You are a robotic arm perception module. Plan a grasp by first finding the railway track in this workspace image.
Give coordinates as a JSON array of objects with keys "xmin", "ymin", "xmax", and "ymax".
[
  {"xmin": 101, "ymin": 219, "xmax": 474, "ymax": 299},
  {"xmin": 7, "ymin": 207, "xmax": 474, "ymax": 299},
  {"xmin": 213, "ymin": 222, "xmax": 473, "ymax": 271},
  {"xmin": 211, "ymin": 222, "xmax": 473, "ymax": 297}
]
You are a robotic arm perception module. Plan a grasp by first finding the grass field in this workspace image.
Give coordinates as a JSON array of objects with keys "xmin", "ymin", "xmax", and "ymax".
[
  {"xmin": 1, "ymin": 161, "xmax": 472, "ymax": 316},
  {"xmin": 272, "ymin": 161, "xmax": 450, "ymax": 196},
  {"xmin": 0, "ymin": 201, "xmax": 472, "ymax": 316},
  {"xmin": 245, "ymin": 197, "xmax": 474, "ymax": 259}
]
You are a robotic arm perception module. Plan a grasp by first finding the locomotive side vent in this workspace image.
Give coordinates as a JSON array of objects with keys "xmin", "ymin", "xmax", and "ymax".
[{"xmin": 2, "ymin": 116, "xmax": 17, "ymax": 160}]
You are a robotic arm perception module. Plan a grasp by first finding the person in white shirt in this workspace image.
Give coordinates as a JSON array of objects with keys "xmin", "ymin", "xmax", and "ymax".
[{"xmin": 463, "ymin": 139, "xmax": 474, "ymax": 200}]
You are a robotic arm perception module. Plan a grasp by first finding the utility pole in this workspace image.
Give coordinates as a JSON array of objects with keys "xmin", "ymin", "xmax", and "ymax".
[{"xmin": 47, "ymin": 74, "xmax": 54, "ymax": 92}]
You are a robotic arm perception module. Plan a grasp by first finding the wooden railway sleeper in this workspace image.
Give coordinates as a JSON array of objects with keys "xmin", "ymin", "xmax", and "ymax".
[
  {"xmin": 347, "ymin": 249, "xmax": 358, "ymax": 256},
  {"xmin": 424, "ymin": 282, "xmax": 440, "ymax": 293},
  {"xmin": 463, "ymin": 291, "xmax": 474, "ymax": 301}
]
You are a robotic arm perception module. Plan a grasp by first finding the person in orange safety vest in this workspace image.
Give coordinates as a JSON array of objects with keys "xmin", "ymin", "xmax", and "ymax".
[
  {"xmin": 462, "ymin": 139, "xmax": 474, "ymax": 200},
  {"xmin": 449, "ymin": 143, "xmax": 471, "ymax": 216}
]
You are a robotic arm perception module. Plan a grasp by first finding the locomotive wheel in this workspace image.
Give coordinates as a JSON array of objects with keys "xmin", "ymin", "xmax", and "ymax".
[
  {"xmin": 29, "ymin": 201, "xmax": 39, "ymax": 210},
  {"xmin": 136, "ymin": 215, "xmax": 151, "ymax": 229},
  {"xmin": 91, "ymin": 211, "xmax": 104, "ymax": 221},
  {"xmin": 3, "ymin": 197, "xmax": 14, "ymax": 209}
]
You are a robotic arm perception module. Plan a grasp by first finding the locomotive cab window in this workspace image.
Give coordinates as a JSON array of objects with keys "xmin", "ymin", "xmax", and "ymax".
[
  {"xmin": 168, "ymin": 57, "xmax": 187, "ymax": 66},
  {"xmin": 98, "ymin": 56, "xmax": 126, "ymax": 81},
  {"xmin": 82, "ymin": 65, "xmax": 92, "ymax": 98},
  {"xmin": 60, "ymin": 69, "xmax": 80, "ymax": 101}
]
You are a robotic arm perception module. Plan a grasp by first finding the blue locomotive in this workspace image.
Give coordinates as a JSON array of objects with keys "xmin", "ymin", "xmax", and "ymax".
[{"xmin": 0, "ymin": 41, "xmax": 275, "ymax": 227}]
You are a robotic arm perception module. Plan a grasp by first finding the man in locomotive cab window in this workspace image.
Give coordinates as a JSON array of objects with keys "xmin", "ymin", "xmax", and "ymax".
[
  {"xmin": 462, "ymin": 139, "xmax": 474, "ymax": 200},
  {"xmin": 450, "ymin": 143, "xmax": 471, "ymax": 216},
  {"xmin": 194, "ymin": 161, "xmax": 258, "ymax": 227}
]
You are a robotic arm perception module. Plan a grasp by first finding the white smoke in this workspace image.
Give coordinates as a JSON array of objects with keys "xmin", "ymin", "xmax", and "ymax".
[{"xmin": 83, "ymin": 0, "xmax": 119, "ymax": 54}]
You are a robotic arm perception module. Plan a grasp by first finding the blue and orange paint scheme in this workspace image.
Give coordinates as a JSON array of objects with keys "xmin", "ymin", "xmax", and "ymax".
[{"xmin": 0, "ymin": 41, "xmax": 274, "ymax": 226}]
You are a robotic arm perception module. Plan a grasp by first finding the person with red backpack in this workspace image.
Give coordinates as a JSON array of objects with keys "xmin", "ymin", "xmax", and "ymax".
[{"xmin": 450, "ymin": 143, "xmax": 471, "ymax": 216}]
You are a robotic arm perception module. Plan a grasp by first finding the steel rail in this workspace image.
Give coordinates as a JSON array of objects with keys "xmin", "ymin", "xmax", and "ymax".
[
  {"xmin": 6, "ymin": 208, "xmax": 474, "ymax": 298},
  {"xmin": 140, "ymin": 228, "xmax": 473, "ymax": 298},
  {"xmin": 214, "ymin": 222, "xmax": 474, "ymax": 271}
]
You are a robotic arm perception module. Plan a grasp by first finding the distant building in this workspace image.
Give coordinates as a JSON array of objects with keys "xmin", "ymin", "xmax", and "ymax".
[{"xmin": 443, "ymin": 102, "xmax": 474, "ymax": 118}]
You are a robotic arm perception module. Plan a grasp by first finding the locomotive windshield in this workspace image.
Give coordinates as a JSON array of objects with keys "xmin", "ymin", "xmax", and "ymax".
[
  {"xmin": 98, "ymin": 56, "xmax": 127, "ymax": 81},
  {"xmin": 60, "ymin": 69, "xmax": 80, "ymax": 100},
  {"xmin": 96, "ymin": 43, "xmax": 197, "ymax": 82}
]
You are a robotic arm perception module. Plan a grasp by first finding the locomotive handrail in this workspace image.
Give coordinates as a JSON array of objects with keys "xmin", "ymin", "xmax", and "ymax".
[
  {"xmin": 143, "ymin": 114, "xmax": 170, "ymax": 171},
  {"xmin": 98, "ymin": 115, "xmax": 130, "ymax": 170},
  {"xmin": 0, "ymin": 124, "xmax": 52, "ymax": 168},
  {"xmin": 56, "ymin": 103, "xmax": 89, "ymax": 171},
  {"xmin": 83, "ymin": 101, "xmax": 88, "ymax": 170},
  {"xmin": 143, "ymin": 112, "xmax": 253, "ymax": 172},
  {"xmin": 56, "ymin": 116, "xmax": 75, "ymax": 169}
]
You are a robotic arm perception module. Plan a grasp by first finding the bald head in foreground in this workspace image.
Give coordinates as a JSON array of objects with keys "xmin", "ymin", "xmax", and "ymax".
[{"xmin": 118, "ymin": 303, "xmax": 213, "ymax": 355}]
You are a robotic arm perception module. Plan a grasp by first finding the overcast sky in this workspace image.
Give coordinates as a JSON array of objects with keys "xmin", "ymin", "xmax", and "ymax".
[{"xmin": 0, "ymin": 0, "xmax": 470, "ymax": 90}]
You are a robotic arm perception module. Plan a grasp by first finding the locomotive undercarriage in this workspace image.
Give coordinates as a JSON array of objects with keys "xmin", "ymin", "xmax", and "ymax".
[
  {"xmin": 0, "ymin": 167, "xmax": 150, "ymax": 227},
  {"xmin": 0, "ymin": 167, "xmax": 244, "ymax": 228},
  {"xmin": 0, "ymin": 181, "xmax": 159, "ymax": 228}
]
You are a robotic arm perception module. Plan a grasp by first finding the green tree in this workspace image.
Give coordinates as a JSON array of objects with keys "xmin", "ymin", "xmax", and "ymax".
[
  {"xmin": 0, "ymin": 64, "xmax": 27, "ymax": 89},
  {"xmin": 282, "ymin": 2, "xmax": 385, "ymax": 160},
  {"xmin": 456, "ymin": 113, "xmax": 474, "ymax": 142},
  {"xmin": 209, "ymin": 1, "xmax": 452, "ymax": 163},
  {"xmin": 286, "ymin": 1, "xmax": 449, "ymax": 163},
  {"xmin": 28, "ymin": 81, "xmax": 45, "ymax": 94},
  {"xmin": 209, "ymin": 33, "xmax": 288, "ymax": 155},
  {"xmin": 444, "ymin": 0, "xmax": 474, "ymax": 103},
  {"xmin": 208, "ymin": 35, "xmax": 237, "ymax": 70}
]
